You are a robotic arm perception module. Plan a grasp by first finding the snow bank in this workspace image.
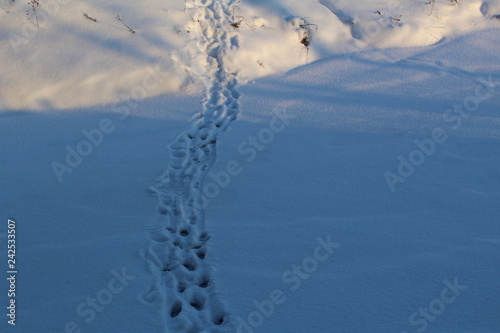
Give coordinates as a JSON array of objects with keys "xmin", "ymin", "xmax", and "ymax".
[{"xmin": 1, "ymin": 0, "xmax": 499, "ymax": 110}]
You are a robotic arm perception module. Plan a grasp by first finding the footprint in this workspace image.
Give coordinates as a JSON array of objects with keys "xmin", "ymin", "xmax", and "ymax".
[
  {"xmin": 141, "ymin": 287, "xmax": 161, "ymax": 304},
  {"xmin": 198, "ymin": 275, "xmax": 210, "ymax": 288},
  {"xmin": 213, "ymin": 315, "xmax": 225, "ymax": 326},
  {"xmin": 170, "ymin": 300, "xmax": 183, "ymax": 318},
  {"xmin": 180, "ymin": 228, "xmax": 191, "ymax": 237},
  {"xmin": 183, "ymin": 257, "xmax": 197, "ymax": 271},
  {"xmin": 190, "ymin": 292, "xmax": 206, "ymax": 311},
  {"xmin": 145, "ymin": 1, "xmax": 240, "ymax": 331},
  {"xmin": 196, "ymin": 249, "xmax": 206, "ymax": 260},
  {"xmin": 158, "ymin": 206, "xmax": 169, "ymax": 215},
  {"xmin": 481, "ymin": 1, "xmax": 490, "ymax": 16},
  {"xmin": 199, "ymin": 231, "xmax": 210, "ymax": 243},
  {"xmin": 230, "ymin": 35, "xmax": 239, "ymax": 48},
  {"xmin": 171, "ymin": 150, "xmax": 188, "ymax": 158}
]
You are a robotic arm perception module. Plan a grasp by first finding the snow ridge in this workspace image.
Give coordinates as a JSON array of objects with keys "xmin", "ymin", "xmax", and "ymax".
[{"xmin": 143, "ymin": 1, "xmax": 240, "ymax": 332}]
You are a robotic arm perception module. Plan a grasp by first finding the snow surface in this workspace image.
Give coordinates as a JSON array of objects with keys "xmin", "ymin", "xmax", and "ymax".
[{"xmin": 1, "ymin": 0, "xmax": 500, "ymax": 332}]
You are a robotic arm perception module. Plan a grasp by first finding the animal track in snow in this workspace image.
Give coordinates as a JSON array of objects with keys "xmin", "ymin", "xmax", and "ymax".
[
  {"xmin": 318, "ymin": 0, "xmax": 362, "ymax": 39},
  {"xmin": 143, "ymin": 1, "xmax": 240, "ymax": 332}
]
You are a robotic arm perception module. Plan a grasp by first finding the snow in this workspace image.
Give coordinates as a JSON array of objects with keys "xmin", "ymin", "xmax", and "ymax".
[
  {"xmin": 1, "ymin": 0, "xmax": 499, "ymax": 332},
  {"xmin": 3, "ymin": 0, "xmax": 499, "ymax": 110}
]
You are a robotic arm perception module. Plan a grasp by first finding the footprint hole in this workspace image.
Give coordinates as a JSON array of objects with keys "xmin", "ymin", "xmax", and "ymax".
[{"xmin": 170, "ymin": 301, "xmax": 182, "ymax": 318}]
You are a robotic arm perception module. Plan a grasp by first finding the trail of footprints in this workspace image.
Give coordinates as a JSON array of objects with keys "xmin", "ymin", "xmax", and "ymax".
[{"xmin": 143, "ymin": 1, "xmax": 240, "ymax": 332}]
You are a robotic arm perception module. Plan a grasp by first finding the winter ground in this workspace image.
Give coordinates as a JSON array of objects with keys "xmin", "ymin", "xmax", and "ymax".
[{"xmin": 1, "ymin": 0, "xmax": 500, "ymax": 332}]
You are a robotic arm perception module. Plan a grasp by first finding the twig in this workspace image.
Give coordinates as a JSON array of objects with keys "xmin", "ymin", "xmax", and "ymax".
[
  {"xmin": 230, "ymin": 16, "xmax": 245, "ymax": 29},
  {"xmin": 428, "ymin": 0, "xmax": 435, "ymax": 16},
  {"xmin": 391, "ymin": 15, "xmax": 402, "ymax": 23},
  {"xmin": 116, "ymin": 15, "xmax": 136, "ymax": 34},
  {"xmin": 299, "ymin": 18, "xmax": 318, "ymax": 51},
  {"xmin": 229, "ymin": 1, "xmax": 241, "ymax": 22},
  {"xmin": 84, "ymin": 13, "xmax": 97, "ymax": 22},
  {"xmin": 26, "ymin": 0, "xmax": 40, "ymax": 28}
]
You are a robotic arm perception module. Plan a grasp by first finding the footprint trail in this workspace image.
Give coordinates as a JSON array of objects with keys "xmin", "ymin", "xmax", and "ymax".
[{"xmin": 142, "ymin": 1, "xmax": 240, "ymax": 332}]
